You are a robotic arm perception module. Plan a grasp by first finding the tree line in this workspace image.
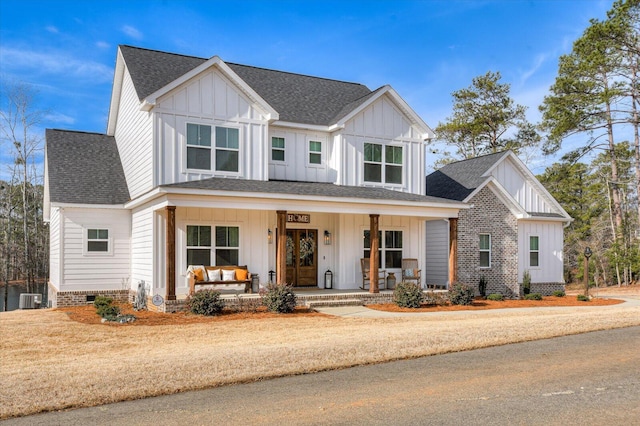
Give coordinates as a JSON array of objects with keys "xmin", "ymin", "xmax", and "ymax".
[{"xmin": 435, "ymin": 0, "xmax": 639, "ymax": 286}]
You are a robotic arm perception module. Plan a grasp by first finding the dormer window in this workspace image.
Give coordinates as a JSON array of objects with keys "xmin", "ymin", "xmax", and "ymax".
[
  {"xmin": 186, "ymin": 124, "xmax": 239, "ymax": 173},
  {"xmin": 309, "ymin": 141, "xmax": 322, "ymax": 165},
  {"xmin": 364, "ymin": 143, "xmax": 403, "ymax": 184}
]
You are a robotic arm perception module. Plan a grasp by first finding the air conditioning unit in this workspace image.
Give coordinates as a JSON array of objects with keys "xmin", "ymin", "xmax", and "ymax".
[{"xmin": 19, "ymin": 293, "xmax": 42, "ymax": 309}]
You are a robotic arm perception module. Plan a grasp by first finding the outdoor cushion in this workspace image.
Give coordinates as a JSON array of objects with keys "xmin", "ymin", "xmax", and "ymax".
[
  {"xmin": 404, "ymin": 269, "xmax": 414, "ymax": 277},
  {"xmin": 235, "ymin": 269, "xmax": 248, "ymax": 280},
  {"xmin": 222, "ymin": 269, "xmax": 236, "ymax": 281},
  {"xmin": 193, "ymin": 266, "xmax": 205, "ymax": 281},
  {"xmin": 207, "ymin": 268, "xmax": 221, "ymax": 281}
]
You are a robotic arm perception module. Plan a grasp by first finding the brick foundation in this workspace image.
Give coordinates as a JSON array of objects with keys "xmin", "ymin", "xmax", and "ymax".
[
  {"xmin": 526, "ymin": 282, "xmax": 566, "ymax": 297},
  {"xmin": 48, "ymin": 283, "xmax": 131, "ymax": 308}
]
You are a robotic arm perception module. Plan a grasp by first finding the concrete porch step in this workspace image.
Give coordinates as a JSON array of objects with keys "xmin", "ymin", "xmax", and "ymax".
[{"xmin": 306, "ymin": 299, "xmax": 363, "ymax": 308}]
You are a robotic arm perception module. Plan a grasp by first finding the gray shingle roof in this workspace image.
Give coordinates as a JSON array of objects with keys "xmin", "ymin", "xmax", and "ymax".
[
  {"xmin": 119, "ymin": 45, "xmax": 374, "ymax": 126},
  {"xmin": 162, "ymin": 178, "xmax": 462, "ymax": 205},
  {"xmin": 46, "ymin": 129, "xmax": 130, "ymax": 204},
  {"xmin": 426, "ymin": 151, "xmax": 508, "ymax": 201}
]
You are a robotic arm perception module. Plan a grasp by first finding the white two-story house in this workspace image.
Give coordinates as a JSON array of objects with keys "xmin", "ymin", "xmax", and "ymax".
[{"xmin": 44, "ymin": 45, "xmax": 469, "ymax": 310}]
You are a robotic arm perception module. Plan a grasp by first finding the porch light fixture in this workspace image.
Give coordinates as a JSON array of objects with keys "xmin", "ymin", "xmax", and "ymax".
[
  {"xmin": 268, "ymin": 229, "xmax": 273, "ymax": 244},
  {"xmin": 324, "ymin": 230, "xmax": 332, "ymax": 245}
]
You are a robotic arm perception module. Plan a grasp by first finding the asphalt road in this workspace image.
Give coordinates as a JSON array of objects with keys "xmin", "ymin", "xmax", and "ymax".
[{"xmin": 4, "ymin": 326, "xmax": 640, "ymax": 426}]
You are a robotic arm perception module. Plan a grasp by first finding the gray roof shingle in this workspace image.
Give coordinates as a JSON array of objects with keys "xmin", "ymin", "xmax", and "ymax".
[
  {"xmin": 119, "ymin": 45, "xmax": 374, "ymax": 126},
  {"xmin": 46, "ymin": 129, "xmax": 130, "ymax": 205},
  {"xmin": 162, "ymin": 178, "xmax": 462, "ymax": 205},
  {"xmin": 426, "ymin": 151, "xmax": 508, "ymax": 201}
]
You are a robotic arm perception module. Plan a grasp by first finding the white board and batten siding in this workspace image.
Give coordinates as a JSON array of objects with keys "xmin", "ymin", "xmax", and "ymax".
[
  {"xmin": 425, "ymin": 219, "xmax": 449, "ymax": 287},
  {"xmin": 131, "ymin": 207, "xmax": 155, "ymax": 291},
  {"xmin": 57, "ymin": 208, "xmax": 131, "ymax": 291},
  {"xmin": 48, "ymin": 207, "xmax": 62, "ymax": 288},
  {"xmin": 518, "ymin": 221, "xmax": 564, "ymax": 283},
  {"xmin": 154, "ymin": 68, "xmax": 269, "ymax": 186},
  {"xmin": 340, "ymin": 96, "xmax": 426, "ymax": 195},
  {"xmin": 114, "ymin": 69, "xmax": 153, "ymax": 199},
  {"xmin": 268, "ymin": 127, "xmax": 332, "ymax": 182},
  {"xmin": 490, "ymin": 158, "xmax": 552, "ymax": 214}
]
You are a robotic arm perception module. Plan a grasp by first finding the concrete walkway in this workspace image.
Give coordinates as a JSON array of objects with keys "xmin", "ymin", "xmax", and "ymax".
[{"xmin": 313, "ymin": 296, "xmax": 640, "ymax": 318}]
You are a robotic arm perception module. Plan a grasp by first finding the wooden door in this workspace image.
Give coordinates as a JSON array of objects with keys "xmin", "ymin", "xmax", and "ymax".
[{"xmin": 285, "ymin": 229, "xmax": 318, "ymax": 287}]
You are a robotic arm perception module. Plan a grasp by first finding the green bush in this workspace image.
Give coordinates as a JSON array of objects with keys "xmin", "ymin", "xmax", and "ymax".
[
  {"xmin": 93, "ymin": 295, "xmax": 113, "ymax": 309},
  {"xmin": 522, "ymin": 270, "xmax": 531, "ymax": 295},
  {"xmin": 524, "ymin": 293, "xmax": 543, "ymax": 300},
  {"xmin": 478, "ymin": 276, "xmax": 487, "ymax": 298},
  {"xmin": 487, "ymin": 293, "xmax": 504, "ymax": 301},
  {"xmin": 187, "ymin": 289, "xmax": 224, "ymax": 316},
  {"xmin": 449, "ymin": 283, "xmax": 475, "ymax": 306},
  {"xmin": 262, "ymin": 283, "xmax": 297, "ymax": 313},
  {"xmin": 97, "ymin": 304, "xmax": 121, "ymax": 320},
  {"xmin": 552, "ymin": 290, "xmax": 566, "ymax": 297},
  {"xmin": 577, "ymin": 294, "xmax": 590, "ymax": 302},
  {"xmin": 393, "ymin": 281, "xmax": 424, "ymax": 308}
]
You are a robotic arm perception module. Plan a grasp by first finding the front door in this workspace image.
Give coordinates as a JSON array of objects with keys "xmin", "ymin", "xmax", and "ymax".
[{"xmin": 285, "ymin": 229, "xmax": 318, "ymax": 287}]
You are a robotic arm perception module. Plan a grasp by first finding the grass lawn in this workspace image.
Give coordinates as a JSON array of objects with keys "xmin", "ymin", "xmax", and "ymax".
[{"xmin": 1, "ymin": 287, "xmax": 639, "ymax": 419}]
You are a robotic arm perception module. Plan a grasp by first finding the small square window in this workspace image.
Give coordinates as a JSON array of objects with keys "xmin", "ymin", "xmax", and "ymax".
[{"xmin": 87, "ymin": 228, "xmax": 109, "ymax": 253}]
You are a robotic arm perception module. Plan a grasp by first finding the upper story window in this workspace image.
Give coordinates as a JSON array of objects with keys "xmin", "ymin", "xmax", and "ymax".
[
  {"xmin": 364, "ymin": 143, "xmax": 403, "ymax": 184},
  {"xmin": 186, "ymin": 123, "xmax": 239, "ymax": 172},
  {"xmin": 309, "ymin": 141, "xmax": 322, "ymax": 165},
  {"xmin": 479, "ymin": 233, "xmax": 491, "ymax": 268},
  {"xmin": 529, "ymin": 236, "xmax": 539, "ymax": 267},
  {"xmin": 272, "ymin": 137, "xmax": 285, "ymax": 162}
]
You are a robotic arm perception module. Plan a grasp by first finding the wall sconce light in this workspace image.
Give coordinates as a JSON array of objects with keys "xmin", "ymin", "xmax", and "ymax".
[
  {"xmin": 324, "ymin": 230, "xmax": 332, "ymax": 245},
  {"xmin": 268, "ymin": 229, "xmax": 273, "ymax": 244}
]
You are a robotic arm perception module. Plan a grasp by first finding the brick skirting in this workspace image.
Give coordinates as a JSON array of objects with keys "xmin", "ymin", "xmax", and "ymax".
[
  {"xmin": 48, "ymin": 284, "xmax": 131, "ymax": 308},
  {"xmin": 526, "ymin": 282, "xmax": 566, "ymax": 297}
]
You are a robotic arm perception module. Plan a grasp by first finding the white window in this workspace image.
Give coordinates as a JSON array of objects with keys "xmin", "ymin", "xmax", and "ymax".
[
  {"xmin": 86, "ymin": 228, "xmax": 110, "ymax": 254},
  {"xmin": 529, "ymin": 236, "xmax": 539, "ymax": 267},
  {"xmin": 272, "ymin": 137, "xmax": 285, "ymax": 162},
  {"xmin": 363, "ymin": 230, "xmax": 403, "ymax": 269},
  {"xmin": 186, "ymin": 225, "xmax": 211, "ymax": 265},
  {"xmin": 215, "ymin": 127, "xmax": 239, "ymax": 172},
  {"xmin": 479, "ymin": 234, "xmax": 491, "ymax": 268},
  {"xmin": 186, "ymin": 124, "xmax": 239, "ymax": 172},
  {"xmin": 364, "ymin": 143, "xmax": 403, "ymax": 184},
  {"xmin": 186, "ymin": 225, "xmax": 240, "ymax": 266},
  {"xmin": 309, "ymin": 140, "xmax": 322, "ymax": 165},
  {"xmin": 215, "ymin": 226, "xmax": 239, "ymax": 265},
  {"xmin": 186, "ymin": 124, "xmax": 211, "ymax": 170}
]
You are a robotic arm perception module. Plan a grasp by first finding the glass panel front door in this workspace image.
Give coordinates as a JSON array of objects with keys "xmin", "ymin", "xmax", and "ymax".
[{"xmin": 285, "ymin": 229, "xmax": 318, "ymax": 287}]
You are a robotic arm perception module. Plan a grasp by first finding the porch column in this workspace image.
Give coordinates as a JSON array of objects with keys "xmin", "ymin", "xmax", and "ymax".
[
  {"xmin": 448, "ymin": 218, "xmax": 458, "ymax": 286},
  {"xmin": 276, "ymin": 210, "xmax": 287, "ymax": 285},
  {"xmin": 369, "ymin": 214, "xmax": 380, "ymax": 293},
  {"xmin": 166, "ymin": 206, "xmax": 176, "ymax": 301}
]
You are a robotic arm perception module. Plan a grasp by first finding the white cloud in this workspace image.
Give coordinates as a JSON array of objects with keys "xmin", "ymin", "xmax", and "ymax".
[
  {"xmin": 0, "ymin": 47, "xmax": 113, "ymax": 83},
  {"xmin": 121, "ymin": 25, "xmax": 143, "ymax": 40},
  {"xmin": 45, "ymin": 25, "xmax": 59, "ymax": 34},
  {"xmin": 96, "ymin": 41, "xmax": 110, "ymax": 49},
  {"xmin": 44, "ymin": 112, "xmax": 75, "ymax": 125}
]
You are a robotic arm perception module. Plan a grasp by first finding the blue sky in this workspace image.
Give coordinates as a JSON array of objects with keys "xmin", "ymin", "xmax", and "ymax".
[{"xmin": 0, "ymin": 0, "xmax": 613, "ymax": 180}]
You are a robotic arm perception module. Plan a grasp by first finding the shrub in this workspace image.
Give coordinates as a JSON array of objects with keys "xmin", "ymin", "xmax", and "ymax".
[
  {"xmin": 487, "ymin": 293, "xmax": 504, "ymax": 301},
  {"xmin": 478, "ymin": 276, "xmax": 487, "ymax": 298},
  {"xmin": 187, "ymin": 289, "xmax": 224, "ymax": 316},
  {"xmin": 524, "ymin": 293, "xmax": 543, "ymax": 301},
  {"xmin": 522, "ymin": 270, "xmax": 531, "ymax": 295},
  {"xmin": 93, "ymin": 295, "xmax": 113, "ymax": 309},
  {"xmin": 424, "ymin": 291, "xmax": 448, "ymax": 306},
  {"xmin": 393, "ymin": 281, "xmax": 424, "ymax": 308},
  {"xmin": 577, "ymin": 294, "xmax": 590, "ymax": 302},
  {"xmin": 552, "ymin": 290, "xmax": 566, "ymax": 297},
  {"xmin": 97, "ymin": 304, "xmax": 121, "ymax": 320},
  {"xmin": 262, "ymin": 283, "xmax": 297, "ymax": 313},
  {"xmin": 449, "ymin": 283, "xmax": 474, "ymax": 305}
]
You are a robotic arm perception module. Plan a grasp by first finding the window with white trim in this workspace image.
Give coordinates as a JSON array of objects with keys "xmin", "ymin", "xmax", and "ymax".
[
  {"xmin": 309, "ymin": 140, "xmax": 322, "ymax": 165},
  {"xmin": 87, "ymin": 229, "xmax": 109, "ymax": 252},
  {"xmin": 272, "ymin": 137, "xmax": 285, "ymax": 162},
  {"xmin": 186, "ymin": 124, "xmax": 211, "ymax": 170},
  {"xmin": 364, "ymin": 143, "xmax": 403, "ymax": 184},
  {"xmin": 215, "ymin": 127, "xmax": 239, "ymax": 172},
  {"xmin": 479, "ymin": 234, "xmax": 491, "ymax": 268},
  {"xmin": 363, "ymin": 230, "xmax": 403, "ymax": 269},
  {"xmin": 215, "ymin": 226, "xmax": 239, "ymax": 265},
  {"xmin": 529, "ymin": 236, "xmax": 539, "ymax": 267},
  {"xmin": 187, "ymin": 225, "xmax": 211, "ymax": 265}
]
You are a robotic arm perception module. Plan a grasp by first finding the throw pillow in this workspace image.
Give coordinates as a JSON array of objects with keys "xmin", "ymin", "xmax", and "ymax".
[
  {"xmin": 404, "ymin": 268, "xmax": 414, "ymax": 278},
  {"xmin": 193, "ymin": 266, "xmax": 205, "ymax": 282},
  {"xmin": 235, "ymin": 269, "xmax": 248, "ymax": 280},
  {"xmin": 207, "ymin": 268, "xmax": 221, "ymax": 281},
  {"xmin": 222, "ymin": 269, "xmax": 236, "ymax": 281}
]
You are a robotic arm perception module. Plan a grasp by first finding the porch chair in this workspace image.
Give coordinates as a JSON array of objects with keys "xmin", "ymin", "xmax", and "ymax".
[
  {"xmin": 401, "ymin": 258, "xmax": 422, "ymax": 288},
  {"xmin": 360, "ymin": 258, "xmax": 386, "ymax": 290}
]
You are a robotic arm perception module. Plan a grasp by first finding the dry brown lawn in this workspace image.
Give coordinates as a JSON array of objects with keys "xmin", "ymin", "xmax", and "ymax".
[{"xmin": 1, "ymin": 287, "xmax": 639, "ymax": 420}]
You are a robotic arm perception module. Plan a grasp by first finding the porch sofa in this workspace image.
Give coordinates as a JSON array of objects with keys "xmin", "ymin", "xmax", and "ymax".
[{"xmin": 187, "ymin": 265, "xmax": 252, "ymax": 295}]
